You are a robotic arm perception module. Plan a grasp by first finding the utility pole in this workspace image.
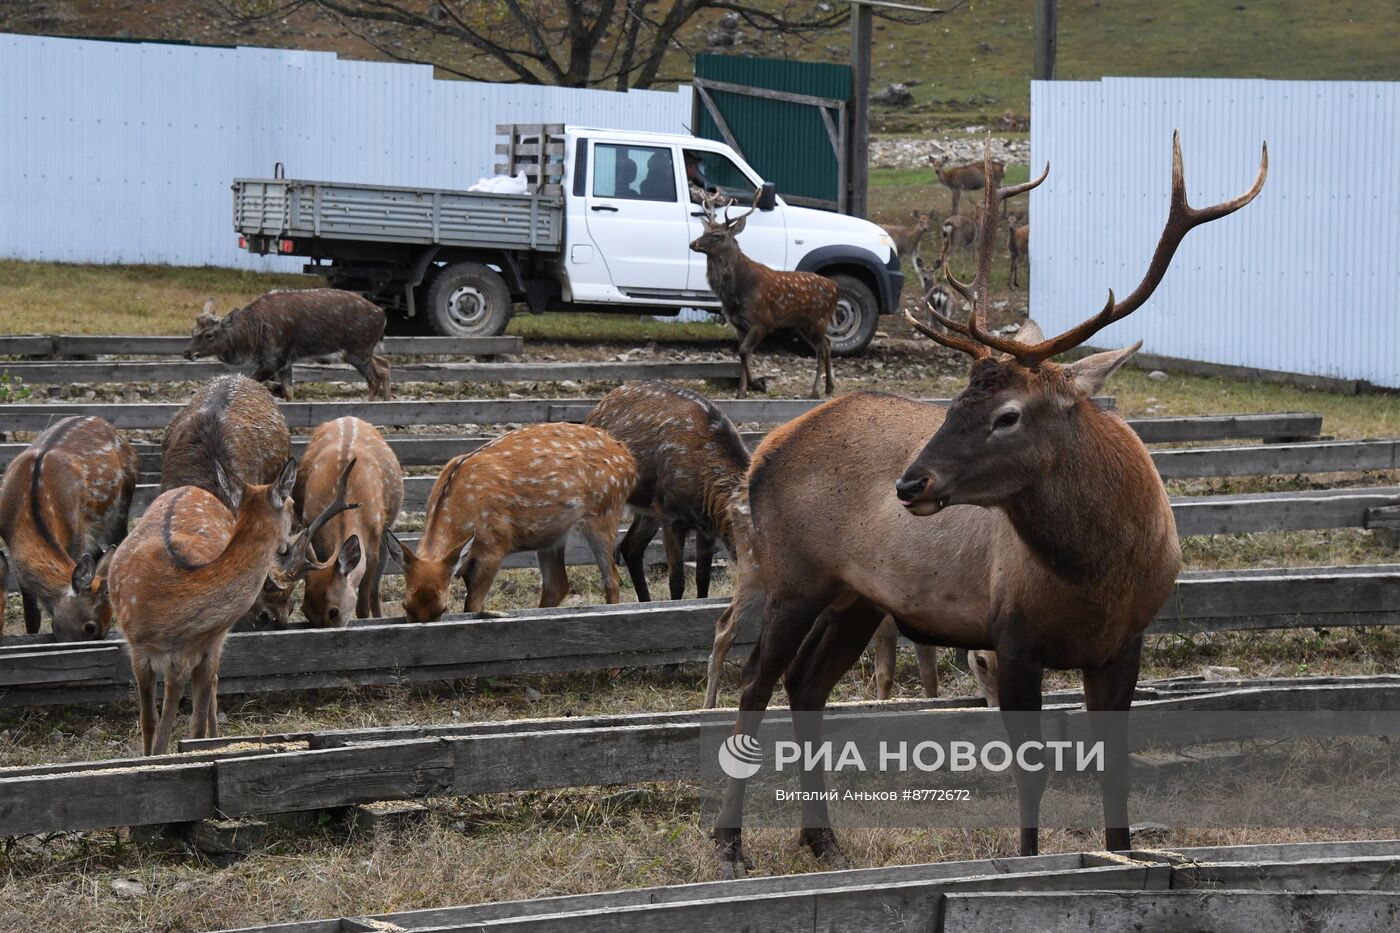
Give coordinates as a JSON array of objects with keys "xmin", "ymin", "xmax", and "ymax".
[
  {"xmin": 1034, "ymin": 0, "xmax": 1057, "ymax": 80},
  {"xmin": 848, "ymin": 1, "xmax": 873, "ymax": 218}
]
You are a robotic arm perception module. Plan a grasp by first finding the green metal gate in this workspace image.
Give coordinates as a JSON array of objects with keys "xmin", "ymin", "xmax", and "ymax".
[{"xmin": 692, "ymin": 54, "xmax": 853, "ymax": 212}]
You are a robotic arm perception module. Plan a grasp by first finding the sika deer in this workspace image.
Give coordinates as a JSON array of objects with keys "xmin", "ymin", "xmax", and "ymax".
[
  {"xmin": 295, "ymin": 417, "xmax": 404, "ymax": 626},
  {"xmin": 108, "ymin": 458, "xmax": 356, "ymax": 755},
  {"xmin": 932, "ymin": 157, "xmax": 1004, "ymax": 215},
  {"xmin": 388, "ymin": 423, "xmax": 636, "ymax": 621},
  {"xmin": 161, "ymin": 375, "xmax": 295, "ymax": 629},
  {"xmin": 881, "ymin": 210, "xmax": 931, "ymax": 259},
  {"xmin": 712, "ymin": 133, "xmax": 1265, "ymax": 873},
  {"xmin": 941, "ymin": 206, "xmax": 980, "ymax": 262},
  {"xmin": 185, "ymin": 289, "xmax": 390, "ymax": 400},
  {"xmin": 1008, "ymin": 215, "xmax": 1029, "ymax": 288},
  {"xmin": 0, "ymin": 416, "xmax": 137, "ymax": 641},
  {"xmin": 586, "ymin": 382, "xmax": 749, "ymax": 601},
  {"xmin": 691, "ymin": 190, "xmax": 837, "ymax": 399}
]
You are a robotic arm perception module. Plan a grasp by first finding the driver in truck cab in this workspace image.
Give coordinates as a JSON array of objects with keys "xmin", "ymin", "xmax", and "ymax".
[{"xmin": 684, "ymin": 151, "xmax": 713, "ymax": 203}]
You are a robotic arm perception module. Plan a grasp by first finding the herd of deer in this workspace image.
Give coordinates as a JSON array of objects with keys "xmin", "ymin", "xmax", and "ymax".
[{"xmin": 0, "ymin": 134, "xmax": 1266, "ymax": 871}]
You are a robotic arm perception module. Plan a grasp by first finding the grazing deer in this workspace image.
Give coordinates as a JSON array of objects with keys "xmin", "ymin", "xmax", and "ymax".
[
  {"xmin": 295, "ymin": 417, "xmax": 404, "ymax": 626},
  {"xmin": 586, "ymin": 382, "xmax": 749, "ymax": 601},
  {"xmin": 941, "ymin": 207, "xmax": 980, "ymax": 262},
  {"xmin": 881, "ymin": 210, "xmax": 931, "ymax": 258},
  {"xmin": 1008, "ymin": 215, "xmax": 1030, "ymax": 288},
  {"xmin": 388, "ymin": 423, "xmax": 636, "ymax": 621},
  {"xmin": 690, "ymin": 190, "xmax": 837, "ymax": 399},
  {"xmin": 161, "ymin": 375, "xmax": 295, "ymax": 630},
  {"xmin": 711, "ymin": 133, "xmax": 1266, "ymax": 874},
  {"xmin": 109, "ymin": 458, "xmax": 356, "ymax": 755},
  {"xmin": 932, "ymin": 157, "xmax": 1005, "ymax": 215},
  {"xmin": 184, "ymin": 289, "xmax": 390, "ymax": 400},
  {"xmin": 0, "ymin": 416, "xmax": 137, "ymax": 641}
]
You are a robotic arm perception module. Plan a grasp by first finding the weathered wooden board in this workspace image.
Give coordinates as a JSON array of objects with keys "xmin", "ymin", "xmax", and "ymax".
[
  {"xmin": 0, "ymin": 760, "xmax": 216, "ymax": 836},
  {"xmin": 0, "ymin": 359, "xmax": 740, "ymax": 387},
  {"xmin": 0, "ymin": 334, "xmax": 523, "ymax": 358},
  {"xmin": 1152, "ymin": 438, "xmax": 1400, "ymax": 479}
]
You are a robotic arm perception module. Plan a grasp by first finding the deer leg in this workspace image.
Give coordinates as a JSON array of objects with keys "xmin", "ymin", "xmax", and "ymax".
[
  {"xmin": 461, "ymin": 549, "xmax": 505, "ymax": 614},
  {"xmin": 366, "ymin": 537, "xmax": 389, "ymax": 618},
  {"xmin": 872, "ymin": 615, "xmax": 898, "ymax": 700},
  {"xmin": 736, "ymin": 327, "xmax": 768, "ymax": 399},
  {"xmin": 374, "ymin": 355, "xmax": 392, "ymax": 400},
  {"xmin": 278, "ymin": 364, "xmax": 296, "ymax": 401},
  {"xmin": 1083, "ymin": 635, "xmax": 1144, "ymax": 852},
  {"xmin": 694, "ymin": 532, "xmax": 716, "ymax": 599},
  {"xmin": 996, "ymin": 649, "xmax": 1048, "ymax": 856},
  {"xmin": 662, "ymin": 522, "xmax": 688, "ymax": 600},
  {"xmin": 784, "ymin": 593, "xmax": 887, "ymax": 864},
  {"xmin": 821, "ymin": 334, "xmax": 835, "ymax": 396},
  {"xmin": 347, "ymin": 354, "xmax": 377, "ymax": 400},
  {"xmin": 151, "ymin": 659, "xmax": 194, "ymax": 756},
  {"xmin": 133, "ymin": 658, "xmax": 158, "ymax": 756},
  {"xmin": 617, "ymin": 513, "xmax": 659, "ymax": 602},
  {"xmin": 704, "ymin": 581, "xmax": 763, "ymax": 709},
  {"xmin": 713, "ymin": 584, "xmax": 836, "ymax": 877},
  {"xmin": 914, "ymin": 643, "xmax": 940, "ymax": 698},
  {"xmin": 537, "ymin": 543, "xmax": 570, "ymax": 608},
  {"xmin": 189, "ymin": 653, "xmax": 219, "ymax": 740},
  {"xmin": 950, "ymin": 188, "xmax": 961, "ymax": 215},
  {"xmin": 580, "ymin": 514, "xmax": 623, "ymax": 604},
  {"xmin": 21, "ymin": 590, "xmax": 41, "ymax": 634}
]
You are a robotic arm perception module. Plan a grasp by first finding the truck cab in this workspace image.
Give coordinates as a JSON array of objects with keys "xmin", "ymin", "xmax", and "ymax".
[{"xmin": 234, "ymin": 124, "xmax": 902, "ymax": 354}]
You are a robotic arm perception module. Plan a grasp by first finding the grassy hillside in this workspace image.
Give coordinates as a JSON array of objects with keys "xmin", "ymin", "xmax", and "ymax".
[{"xmin": 12, "ymin": 1, "xmax": 1398, "ymax": 134}]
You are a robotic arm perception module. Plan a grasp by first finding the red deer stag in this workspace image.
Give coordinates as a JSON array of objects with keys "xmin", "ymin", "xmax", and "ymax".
[
  {"xmin": 0, "ymin": 416, "xmax": 137, "ymax": 641},
  {"xmin": 162, "ymin": 375, "xmax": 298, "ymax": 630},
  {"xmin": 388, "ymin": 423, "xmax": 636, "ymax": 621},
  {"xmin": 1008, "ymin": 215, "xmax": 1030, "ymax": 288},
  {"xmin": 690, "ymin": 190, "xmax": 837, "ymax": 399},
  {"xmin": 109, "ymin": 458, "xmax": 356, "ymax": 755},
  {"xmin": 295, "ymin": 417, "xmax": 404, "ymax": 626},
  {"xmin": 881, "ymin": 210, "xmax": 931, "ymax": 259},
  {"xmin": 185, "ymin": 289, "xmax": 390, "ymax": 400},
  {"xmin": 932, "ymin": 157, "xmax": 1005, "ymax": 215},
  {"xmin": 711, "ymin": 133, "xmax": 1266, "ymax": 874},
  {"xmin": 586, "ymin": 382, "xmax": 749, "ymax": 601}
]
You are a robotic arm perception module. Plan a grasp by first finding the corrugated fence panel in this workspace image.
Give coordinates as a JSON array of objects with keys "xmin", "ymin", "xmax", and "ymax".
[
  {"xmin": 1031, "ymin": 77, "xmax": 1400, "ymax": 387},
  {"xmin": 0, "ymin": 33, "xmax": 692, "ymax": 272}
]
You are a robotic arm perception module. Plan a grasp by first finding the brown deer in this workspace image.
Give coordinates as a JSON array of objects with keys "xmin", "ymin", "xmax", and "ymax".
[
  {"xmin": 184, "ymin": 289, "xmax": 391, "ymax": 400},
  {"xmin": 881, "ymin": 209, "xmax": 931, "ymax": 258},
  {"xmin": 388, "ymin": 423, "xmax": 636, "ymax": 621},
  {"xmin": 108, "ymin": 458, "xmax": 356, "ymax": 755},
  {"xmin": 933, "ymin": 157, "xmax": 1005, "ymax": 215},
  {"xmin": 586, "ymin": 382, "xmax": 749, "ymax": 601},
  {"xmin": 161, "ymin": 375, "xmax": 296, "ymax": 630},
  {"xmin": 941, "ymin": 206, "xmax": 980, "ymax": 262},
  {"xmin": 690, "ymin": 190, "xmax": 837, "ymax": 399},
  {"xmin": 295, "ymin": 417, "xmax": 404, "ymax": 626},
  {"xmin": 711, "ymin": 133, "xmax": 1266, "ymax": 874},
  {"xmin": 0, "ymin": 416, "xmax": 137, "ymax": 641},
  {"xmin": 1008, "ymin": 215, "xmax": 1030, "ymax": 288}
]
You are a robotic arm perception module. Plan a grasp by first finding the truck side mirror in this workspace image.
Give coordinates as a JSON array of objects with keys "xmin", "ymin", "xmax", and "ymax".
[{"xmin": 756, "ymin": 182, "xmax": 777, "ymax": 212}]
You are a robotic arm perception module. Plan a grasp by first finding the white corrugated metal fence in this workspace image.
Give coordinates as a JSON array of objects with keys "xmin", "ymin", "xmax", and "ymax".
[
  {"xmin": 0, "ymin": 33, "xmax": 692, "ymax": 271},
  {"xmin": 1030, "ymin": 77, "xmax": 1399, "ymax": 387}
]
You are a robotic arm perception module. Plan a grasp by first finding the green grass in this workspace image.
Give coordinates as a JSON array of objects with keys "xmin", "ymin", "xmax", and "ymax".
[{"xmin": 508, "ymin": 312, "xmax": 728, "ymax": 344}]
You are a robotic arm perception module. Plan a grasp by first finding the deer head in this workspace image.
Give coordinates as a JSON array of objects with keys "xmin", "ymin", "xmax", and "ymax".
[
  {"xmin": 896, "ymin": 132, "xmax": 1267, "ymax": 516},
  {"xmin": 688, "ymin": 189, "xmax": 758, "ymax": 257},
  {"xmin": 300, "ymin": 534, "xmax": 365, "ymax": 628},
  {"xmin": 49, "ymin": 546, "xmax": 117, "ymax": 642},
  {"xmin": 387, "ymin": 530, "xmax": 474, "ymax": 623},
  {"xmin": 184, "ymin": 299, "xmax": 231, "ymax": 360}
]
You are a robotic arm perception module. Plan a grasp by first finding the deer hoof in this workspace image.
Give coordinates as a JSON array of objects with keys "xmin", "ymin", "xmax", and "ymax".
[
  {"xmin": 717, "ymin": 855, "xmax": 749, "ymax": 880},
  {"xmin": 799, "ymin": 827, "xmax": 849, "ymax": 867},
  {"xmin": 749, "ymin": 376, "xmax": 768, "ymax": 393}
]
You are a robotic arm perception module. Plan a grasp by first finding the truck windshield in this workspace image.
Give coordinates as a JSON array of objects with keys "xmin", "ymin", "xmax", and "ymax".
[{"xmin": 592, "ymin": 144, "xmax": 678, "ymax": 202}]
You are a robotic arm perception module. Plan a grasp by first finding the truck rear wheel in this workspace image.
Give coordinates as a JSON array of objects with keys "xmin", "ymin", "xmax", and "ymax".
[
  {"xmin": 827, "ymin": 273, "xmax": 879, "ymax": 356},
  {"xmin": 424, "ymin": 263, "xmax": 513, "ymax": 338}
]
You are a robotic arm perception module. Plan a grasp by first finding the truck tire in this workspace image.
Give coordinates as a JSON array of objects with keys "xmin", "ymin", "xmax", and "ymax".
[
  {"xmin": 826, "ymin": 273, "xmax": 879, "ymax": 356},
  {"xmin": 424, "ymin": 262, "xmax": 513, "ymax": 338}
]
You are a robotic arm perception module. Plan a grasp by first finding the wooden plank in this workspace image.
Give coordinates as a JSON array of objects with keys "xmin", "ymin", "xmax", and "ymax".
[
  {"xmin": 1129, "ymin": 411, "xmax": 1322, "ymax": 443},
  {"xmin": 1174, "ymin": 855, "xmax": 1400, "ymax": 891},
  {"xmin": 1169, "ymin": 484, "xmax": 1400, "ymax": 535},
  {"xmin": 0, "ymin": 335, "xmax": 523, "ymax": 358},
  {"xmin": 0, "ymin": 359, "xmax": 741, "ymax": 387},
  {"xmin": 0, "ymin": 760, "xmax": 216, "ymax": 836},
  {"xmin": 941, "ymin": 890, "xmax": 1400, "ymax": 932}
]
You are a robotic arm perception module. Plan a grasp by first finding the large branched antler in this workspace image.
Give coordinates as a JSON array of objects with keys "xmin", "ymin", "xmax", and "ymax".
[
  {"xmin": 696, "ymin": 188, "xmax": 734, "ymax": 223},
  {"xmin": 273, "ymin": 458, "xmax": 360, "ymax": 584},
  {"xmin": 721, "ymin": 186, "xmax": 762, "ymax": 227}
]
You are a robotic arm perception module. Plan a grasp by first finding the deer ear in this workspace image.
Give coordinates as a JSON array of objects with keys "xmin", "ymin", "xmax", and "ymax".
[
  {"xmin": 451, "ymin": 536, "xmax": 476, "ymax": 578},
  {"xmin": 271, "ymin": 458, "xmax": 297, "ymax": 509},
  {"xmin": 385, "ymin": 530, "xmax": 412, "ymax": 567},
  {"xmin": 214, "ymin": 460, "xmax": 243, "ymax": 513},
  {"xmin": 728, "ymin": 214, "xmax": 747, "ymax": 235},
  {"xmin": 338, "ymin": 535, "xmax": 363, "ymax": 576},
  {"xmin": 197, "ymin": 299, "xmax": 218, "ymax": 325},
  {"xmin": 1016, "ymin": 319, "xmax": 1045, "ymax": 345},
  {"xmin": 1062, "ymin": 341, "xmax": 1143, "ymax": 398},
  {"xmin": 71, "ymin": 552, "xmax": 96, "ymax": 594}
]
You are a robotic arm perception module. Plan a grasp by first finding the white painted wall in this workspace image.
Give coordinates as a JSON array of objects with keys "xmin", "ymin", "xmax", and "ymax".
[
  {"xmin": 1031, "ymin": 77, "xmax": 1400, "ymax": 387},
  {"xmin": 0, "ymin": 33, "xmax": 692, "ymax": 272}
]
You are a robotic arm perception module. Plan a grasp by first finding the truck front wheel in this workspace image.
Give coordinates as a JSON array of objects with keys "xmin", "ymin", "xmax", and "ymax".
[
  {"xmin": 424, "ymin": 263, "xmax": 513, "ymax": 338},
  {"xmin": 826, "ymin": 273, "xmax": 879, "ymax": 356}
]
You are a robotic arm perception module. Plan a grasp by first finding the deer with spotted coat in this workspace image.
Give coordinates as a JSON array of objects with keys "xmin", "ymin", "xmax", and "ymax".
[
  {"xmin": 389, "ymin": 423, "xmax": 636, "ymax": 621},
  {"xmin": 109, "ymin": 457, "xmax": 358, "ymax": 754},
  {"xmin": 710, "ymin": 134, "xmax": 1266, "ymax": 874},
  {"xmin": 690, "ymin": 190, "xmax": 837, "ymax": 399},
  {"xmin": 0, "ymin": 416, "xmax": 137, "ymax": 641}
]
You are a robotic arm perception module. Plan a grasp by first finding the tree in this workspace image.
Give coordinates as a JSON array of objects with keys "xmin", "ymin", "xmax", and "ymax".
[{"xmin": 210, "ymin": 1, "xmax": 950, "ymax": 90}]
